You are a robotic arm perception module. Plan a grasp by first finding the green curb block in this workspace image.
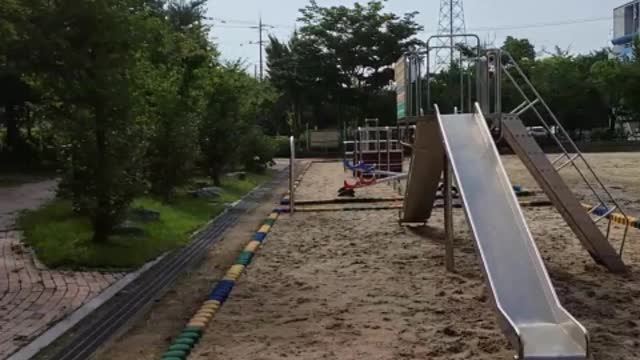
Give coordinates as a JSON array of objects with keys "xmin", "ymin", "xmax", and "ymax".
[
  {"xmin": 183, "ymin": 327, "xmax": 203, "ymax": 334},
  {"xmin": 162, "ymin": 349, "xmax": 186, "ymax": 358},
  {"xmin": 169, "ymin": 344, "xmax": 192, "ymax": 352},
  {"xmin": 234, "ymin": 258, "xmax": 250, "ymax": 266},
  {"xmin": 174, "ymin": 337, "xmax": 196, "ymax": 346},
  {"xmin": 234, "ymin": 252, "xmax": 254, "ymax": 265},
  {"xmin": 178, "ymin": 332, "xmax": 201, "ymax": 341}
]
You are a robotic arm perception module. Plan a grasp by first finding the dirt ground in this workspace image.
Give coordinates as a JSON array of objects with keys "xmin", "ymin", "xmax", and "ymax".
[
  {"xmin": 99, "ymin": 154, "xmax": 640, "ymax": 360},
  {"xmin": 502, "ymin": 153, "xmax": 640, "ymax": 213},
  {"xmin": 93, "ymin": 166, "xmax": 294, "ymax": 360}
]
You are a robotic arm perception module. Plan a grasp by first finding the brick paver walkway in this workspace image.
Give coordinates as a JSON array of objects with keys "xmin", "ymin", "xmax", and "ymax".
[
  {"xmin": 0, "ymin": 179, "xmax": 126, "ymax": 359},
  {"xmin": 0, "ymin": 231, "xmax": 125, "ymax": 359}
]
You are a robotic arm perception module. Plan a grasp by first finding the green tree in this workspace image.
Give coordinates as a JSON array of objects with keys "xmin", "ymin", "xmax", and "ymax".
[
  {"xmin": 0, "ymin": 0, "xmax": 45, "ymax": 161},
  {"xmin": 502, "ymin": 36, "xmax": 536, "ymax": 62},
  {"xmin": 40, "ymin": 0, "xmax": 150, "ymax": 242},
  {"xmin": 200, "ymin": 65, "xmax": 276, "ymax": 185},
  {"xmin": 143, "ymin": 0, "xmax": 216, "ymax": 201},
  {"xmin": 267, "ymin": 0, "xmax": 423, "ymax": 133}
]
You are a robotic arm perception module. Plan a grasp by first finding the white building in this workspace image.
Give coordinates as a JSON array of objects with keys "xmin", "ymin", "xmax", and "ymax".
[{"xmin": 613, "ymin": 0, "xmax": 640, "ymax": 59}]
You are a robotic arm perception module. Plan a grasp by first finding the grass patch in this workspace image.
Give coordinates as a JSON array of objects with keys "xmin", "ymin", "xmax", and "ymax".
[{"xmin": 19, "ymin": 171, "xmax": 274, "ymax": 270}]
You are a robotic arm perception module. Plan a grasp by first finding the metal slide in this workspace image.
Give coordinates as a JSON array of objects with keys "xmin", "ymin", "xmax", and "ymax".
[
  {"xmin": 401, "ymin": 117, "xmax": 444, "ymax": 223},
  {"xmin": 437, "ymin": 104, "xmax": 588, "ymax": 360}
]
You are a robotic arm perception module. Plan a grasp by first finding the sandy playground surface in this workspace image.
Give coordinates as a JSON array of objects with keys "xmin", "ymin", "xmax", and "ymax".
[{"xmin": 101, "ymin": 154, "xmax": 640, "ymax": 360}]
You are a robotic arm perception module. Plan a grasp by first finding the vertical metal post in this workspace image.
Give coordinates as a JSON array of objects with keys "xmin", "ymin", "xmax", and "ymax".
[
  {"xmin": 426, "ymin": 51, "xmax": 432, "ymax": 113},
  {"xmin": 495, "ymin": 50, "xmax": 502, "ymax": 114},
  {"xmin": 354, "ymin": 127, "xmax": 360, "ymax": 177},
  {"xmin": 386, "ymin": 127, "xmax": 391, "ymax": 172},
  {"xmin": 407, "ymin": 56, "xmax": 413, "ymax": 118},
  {"xmin": 377, "ymin": 127, "xmax": 381, "ymax": 170},
  {"xmin": 467, "ymin": 71, "xmax": 472, "ymax": 114},
  {"xmin": 417, "ymin": 55, "xmax": 423, "ymax": 115},
  {"xmin": 459, "ymin": 54, "xmax": 464, "ymax": 112},
  {"xmin": 289, "ymin": 136, "xmax": 295, "ymax": 214},
  {"xmin": 444, "ymin": 154, "xmax": 455, "ymax": 272}
]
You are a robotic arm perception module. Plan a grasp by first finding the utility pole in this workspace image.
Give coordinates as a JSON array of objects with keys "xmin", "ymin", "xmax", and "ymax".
[
  {"xmin": 435, "ymin": 0, "xmax": 467, "ymax": 72},
  {"xmin": 259, "ymin": 16, "xmax": 264, "ymax": 81},
  {"xmin": 249, "ymin": 16, "xmax": 271, "ymax": 81}
]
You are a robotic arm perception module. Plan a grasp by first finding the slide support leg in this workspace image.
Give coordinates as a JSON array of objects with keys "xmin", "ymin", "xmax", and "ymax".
[{"xmin": 444, "ymin": 154, "xmax": 455, "ymax": 272}]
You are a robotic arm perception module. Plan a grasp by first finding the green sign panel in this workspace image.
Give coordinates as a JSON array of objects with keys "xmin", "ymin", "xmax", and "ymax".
[{"xmin": 395, "ymin": 56, "xmax": 407, "ymax": 119}]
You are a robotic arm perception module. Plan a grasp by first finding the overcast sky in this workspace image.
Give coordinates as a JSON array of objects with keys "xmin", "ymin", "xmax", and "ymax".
[{"xmin": 206, "ymin": 0, "xmax": 627, "ymax": 69}]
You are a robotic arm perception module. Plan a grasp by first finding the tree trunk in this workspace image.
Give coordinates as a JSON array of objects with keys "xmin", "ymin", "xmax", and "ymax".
[
  {"xmin": 92, "ymin": 217, "xmax": 111, "ymax": 243},
  {"xmin": 609, "ymin": 108, "xmax": 617, "ymax": 132},
  {"xmin": 5, "ymin": 104, "xmax": 21, "ymax": 153},
  {"xmin": 93, "ymin": 98, "xmax": 111, "ymax": 243},
  {"xmin": 211, "ymin": 167, "xmax": 222, "ymax": 186}
]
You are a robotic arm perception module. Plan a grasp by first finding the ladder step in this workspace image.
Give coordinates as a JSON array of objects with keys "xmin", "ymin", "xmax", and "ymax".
[
  {"xmin": 555, "ymin": 154, "xmax": 580, "ymax": 171},
  {"xmin": 517, "ymin": 98, "xmax": 540, "ymax": 115},
  {"xmin": 594, "ymin": 206, "xmax": 617, "ymax": 223},
  {"xmin": 551, "ymin": 153, "xmax": 569, "ymax": 165}
]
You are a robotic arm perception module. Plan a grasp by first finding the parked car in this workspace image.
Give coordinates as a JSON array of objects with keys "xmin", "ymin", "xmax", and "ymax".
[{"xmin": 527, "ymin": 126, "xmax": 548, "ymax": 137}]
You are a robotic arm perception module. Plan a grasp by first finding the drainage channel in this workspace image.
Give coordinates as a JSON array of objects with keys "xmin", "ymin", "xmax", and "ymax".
[{"xmin": 34, "ymin": 169, "xmax": 289, "ymax": 360}]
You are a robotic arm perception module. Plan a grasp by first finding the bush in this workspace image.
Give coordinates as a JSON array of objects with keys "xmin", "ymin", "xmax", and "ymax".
[
  {"xmin": 273, "ymin": 135, "xmax": 290, "ymax": 157},
  {"xmin": 238, "ymin": 127, "xmax": 277, "ymax": 173},
  {"xmin": 590, "ymin": 128, "xmax": 618, "ymax": 141}
]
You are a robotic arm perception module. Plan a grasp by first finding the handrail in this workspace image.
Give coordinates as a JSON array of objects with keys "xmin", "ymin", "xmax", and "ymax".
[
  {"xmin": 498, "ymin": 49, "xmax": 631, "ymax": 255},
  {"xmin": 343, "ymin": 160, "xmax": 376, "ymax": 173},
  {"xmin": 289, "ymin": 136, "xmax": 295, "ymax": 214}
]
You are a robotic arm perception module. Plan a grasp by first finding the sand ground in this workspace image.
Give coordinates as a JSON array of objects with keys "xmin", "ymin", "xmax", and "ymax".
[{"xmin": 100, "ymin": 154, "xmax": 640, "ymax": 360}]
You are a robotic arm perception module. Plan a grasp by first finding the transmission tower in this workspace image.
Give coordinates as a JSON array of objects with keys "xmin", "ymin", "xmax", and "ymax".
[{"xmin": 434, "ymin": 0, "xmax": 467, "ymax": 71}]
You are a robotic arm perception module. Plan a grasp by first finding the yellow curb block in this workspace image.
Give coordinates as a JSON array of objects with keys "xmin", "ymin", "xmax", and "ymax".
[
  {"xmin": 191, "ymin": 315, "xmax": 212, "ymax": 323},
  {"xmin": 195, "ymin": 309, "xmax": 217, "ymax": 317},
  {"xmin": 200, "ymin": 304, "xmax": 220, "ymax": 311},
  {"xmin": 187, "ymin": 321, "xmax": 206, "ymax": 329},
  {"xmin": 244, "ymin": 241, "xmax": 261, "ymax": 253}
]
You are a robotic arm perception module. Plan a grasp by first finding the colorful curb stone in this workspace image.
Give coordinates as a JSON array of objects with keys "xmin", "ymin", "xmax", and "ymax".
[{"xmin": 161, "ymin": 209, "xmax": 283, "ymax": 359}]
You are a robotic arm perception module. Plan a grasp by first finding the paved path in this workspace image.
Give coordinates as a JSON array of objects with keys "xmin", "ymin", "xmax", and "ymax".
[
  {"xmin": 0, "ymin": 180, "xmax": 125, "ymax": 359},
  {"xmin": 0, "ymin": 179, "xmax": 58, "ymax": 230}
]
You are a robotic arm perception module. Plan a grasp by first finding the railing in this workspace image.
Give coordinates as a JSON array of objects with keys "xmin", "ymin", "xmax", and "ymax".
[
  {"xmin": 289, "ymin": 136, "xmax": 295, "ymax": 214},
  {"xmin": 499, "ymin": 50, "xmax": 631, "ymax": 255}
]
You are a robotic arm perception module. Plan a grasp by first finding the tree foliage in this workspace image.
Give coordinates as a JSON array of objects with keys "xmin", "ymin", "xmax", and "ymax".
[
  {"xmin": 1, "ymin": 0, "xmax": 278, "ymax": 242},
  {"xmin": 433, "ymin": 36, "xmax": 640, "ymax": 138},
  {"xmin": 502, "ymin": 36, "xmax": 536, "ymax": 62},
  {"xmin": 267, "ymin": 0, "xmax": 422, "ymax": 131}
]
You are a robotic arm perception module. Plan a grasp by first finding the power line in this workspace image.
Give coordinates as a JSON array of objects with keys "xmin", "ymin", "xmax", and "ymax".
[
  {"xmin": 210, "ymin": 12, "xmax": 627, "ymax": 33},
  {"xmin": 467, "ymin": 16, "xmax": 613, "ymax": 32},
  {"xmin": 208, "ymin": 16, "xmax": 295, "ymax": 29}
]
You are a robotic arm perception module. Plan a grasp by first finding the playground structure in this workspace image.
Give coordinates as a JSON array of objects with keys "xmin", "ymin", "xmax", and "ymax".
[
  {"xmin": 340, "ymin": 119, "xmax": 411, "ymax": 196},
  {"xmin": 383, "ymin": 33, "xmax": 635, "ymax": 359},
  {"xmin": 319, "ymin": 32, "xmax": 637, "ymax": 359},
  {"xmin": 343, "ymin": 118, "xmax": 409, "ymax": 175}
]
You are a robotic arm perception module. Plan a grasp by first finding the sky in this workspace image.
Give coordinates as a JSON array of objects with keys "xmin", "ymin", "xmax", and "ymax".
[{"xmin": 205, "ymin": 0, "xmax": 628, "ymax": 70}]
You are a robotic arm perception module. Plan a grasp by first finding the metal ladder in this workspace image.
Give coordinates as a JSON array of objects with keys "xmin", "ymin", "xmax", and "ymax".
[{"xmin": 498, "ymin": 50, "xmax": 631, "ymax": 255}]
